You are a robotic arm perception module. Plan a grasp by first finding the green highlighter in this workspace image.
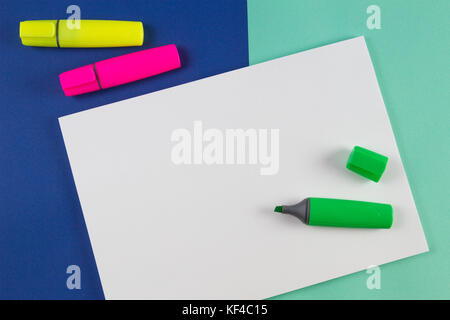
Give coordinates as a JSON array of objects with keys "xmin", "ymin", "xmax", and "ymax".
[{"xmin": 274, "ymin": 198, "xmax": 393, "ymax": 228}]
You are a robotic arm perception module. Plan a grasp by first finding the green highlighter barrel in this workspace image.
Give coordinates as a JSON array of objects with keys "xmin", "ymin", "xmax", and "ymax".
[{"xmin": 275, "ymin": 198, "xmax": 393, "ymax": 228}]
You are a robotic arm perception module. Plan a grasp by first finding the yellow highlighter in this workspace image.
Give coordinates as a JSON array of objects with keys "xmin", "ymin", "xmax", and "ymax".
[{"xmin": 19, "ymin": 20, "xmax": 144, "ymax": 48}]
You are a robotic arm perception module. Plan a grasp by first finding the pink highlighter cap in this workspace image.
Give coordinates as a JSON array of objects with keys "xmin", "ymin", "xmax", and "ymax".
[
  {"xmin": 59, "ymin": 44, "xmax": 181, "ymax": 96},
  {"xmin": 59, "ymin": 64, "xmax": 101, "ymax": 96}
]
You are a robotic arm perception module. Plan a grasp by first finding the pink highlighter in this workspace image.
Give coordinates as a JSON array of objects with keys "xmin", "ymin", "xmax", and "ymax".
[{"xmin": 59, "ymin": 44, "xmax": 181, "ymax": 96}]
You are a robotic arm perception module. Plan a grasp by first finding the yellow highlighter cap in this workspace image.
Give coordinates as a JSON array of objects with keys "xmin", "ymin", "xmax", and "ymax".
[
  {"xmin": 58, "ymin": 20, "xmax": 143, "ymax": 47},
  {"xmin": 19, "ymin": 20, "xmax": 58, "ymax": 47}
]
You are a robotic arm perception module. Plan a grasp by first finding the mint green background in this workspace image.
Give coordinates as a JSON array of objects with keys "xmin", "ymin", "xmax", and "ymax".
[{"xmin": 248, "ymin": 0, "xmax": 449, "ymax": 299}]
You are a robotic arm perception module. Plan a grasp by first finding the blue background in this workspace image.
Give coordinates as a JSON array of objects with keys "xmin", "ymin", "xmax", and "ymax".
[{"xmin": 0, "ymin": 0, "xmax": 248, "ymax": 299}]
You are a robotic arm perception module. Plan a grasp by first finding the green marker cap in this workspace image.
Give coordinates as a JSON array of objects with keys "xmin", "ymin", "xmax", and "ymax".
[{"xmin": 346, "ymin": 146, "xmax": 388, "ymax": 182}]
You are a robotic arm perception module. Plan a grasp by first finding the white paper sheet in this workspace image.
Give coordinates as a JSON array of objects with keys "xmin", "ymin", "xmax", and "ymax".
[{"xmin": 59, "ymin": 37, "xmax": 428, "ymax": 299}]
